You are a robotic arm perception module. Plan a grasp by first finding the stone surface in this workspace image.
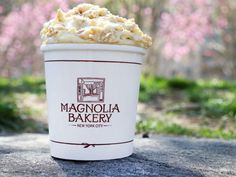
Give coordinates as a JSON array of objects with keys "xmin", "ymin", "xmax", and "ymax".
[{"xmin": 0, "ymin": 134, "xmax": 236, "ymax": 177}]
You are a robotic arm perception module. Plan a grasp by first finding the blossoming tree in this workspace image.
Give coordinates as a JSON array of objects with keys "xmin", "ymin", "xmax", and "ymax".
[
  {"xmin": 0, "ymin": 0, "xmax": 71, "ymax": 77},
  {"xmin": 0, "ymin": 0, "xmax": 233, "ymax": 78}
]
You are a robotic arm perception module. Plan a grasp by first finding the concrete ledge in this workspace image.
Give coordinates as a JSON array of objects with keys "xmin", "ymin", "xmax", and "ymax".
[{"xmin": 0, "ymin": 134, "xmax": 236, "ymax": 177}]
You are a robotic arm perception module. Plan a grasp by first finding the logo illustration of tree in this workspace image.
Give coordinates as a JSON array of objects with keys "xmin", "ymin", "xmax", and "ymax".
[{"xmin": 85, "ymin": 82, "xmax": 101, "ymax": 95}]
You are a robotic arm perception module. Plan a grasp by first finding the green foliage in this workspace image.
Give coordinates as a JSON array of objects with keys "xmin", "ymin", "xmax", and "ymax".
[
  {"xmin": 167, "ymin": 77, "xmax": 196, "ymax": 89},
  {"xmin": 136, "ymin": 119, "xmax": 194, "ymax": 136},
  {"xmin": 139, "ymin": 75, "xmax": 168, "ymax": 102},
  {"xmin": 0, "ymin": 97, "xmax": 24, "ymax": 131},
  {"xmin": 139, "ymin": 75, "xmax": 236, "ymax": 119},
  {"xmin": 136, "ymin": 119, "xmax": 236, "ymax": 139},
  {"xmin": 0, "ymin": 76, "xmax": 45, "ymax": 94},
  {"xmin": 139, "ymin": 75, "xmax": 196, "ymax": 102},
  {"xmin": 0, "ymin": 96, "xmax": 37, "ymax": 132},
  {"xmin": 187, "ymin": 87, "xmax": 236, "ymax": 118},
  {"xmin": 0, "ymin": 76, "xmax": 45, "ymax": 132}
]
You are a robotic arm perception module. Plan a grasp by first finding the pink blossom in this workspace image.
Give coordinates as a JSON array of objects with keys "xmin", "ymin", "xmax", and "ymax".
[
  {"xmin": 119, "ymin": 7, "xmax": 127, "ymax": 16},
  {"xmin": 217, "ymin": 17, "xmax": 228, "ymax": 28},
  {"xmin": 132, "ymin": 4, "xmax": 140, "ymax": 13},
  {"xmin": 143, "ymin": 7, "xmax": 152, "ymax": 16},
  {"xmin": 159, "ymin": 0, "xmax": 228, "ymax": 61},
  {"xmin": 0, "ymin": 0, "xmax": 71, "ymax": 77},
  {"xmin": 0, "ymin": 5, "xmax": 4, "ymax": 14}
]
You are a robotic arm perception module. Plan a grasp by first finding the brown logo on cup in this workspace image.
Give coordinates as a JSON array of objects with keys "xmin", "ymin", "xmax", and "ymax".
[{"xmin": 77, "ymin": 77, "xmax": 105, "ymax": 102}]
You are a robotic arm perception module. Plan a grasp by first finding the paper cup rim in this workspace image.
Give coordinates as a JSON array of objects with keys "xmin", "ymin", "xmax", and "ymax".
[{"xmin": 41, "ymin": 44, "xmax": 146, "ymax": 55}]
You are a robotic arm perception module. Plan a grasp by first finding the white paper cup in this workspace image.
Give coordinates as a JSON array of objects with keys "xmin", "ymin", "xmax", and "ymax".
[{"xmin": 41, "ymin": 44, "xmax": 146, "ymax": 160}]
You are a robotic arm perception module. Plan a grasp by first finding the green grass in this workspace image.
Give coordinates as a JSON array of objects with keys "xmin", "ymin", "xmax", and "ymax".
[
  {"xmin": 139, "ymin": 75, "xmax": 236, "ymax": 119},
  {"xmin": 0, "ymin": 76, "xmax": 45, "ymax": 94},
  {"xmin": 136, "ymin": 119, "xmax": 236, "ymax": 139},
  {"xmin": 138, "ymin": 75, "xmax": 236, "ymax": 139},
  {"xmin": 0, "ymin": 96, "xmax": 39, "ymax": 132},
  {"xmin": 139, "ymin": 75, "xmax": 169, "ymax": 102},
  {"xmin": 0, "ymin": 76, "xmax": 45, "ymax": 132}
]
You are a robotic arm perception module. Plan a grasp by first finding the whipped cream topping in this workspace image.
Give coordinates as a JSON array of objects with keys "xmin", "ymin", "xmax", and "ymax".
[{"xmin": 40, "ymin": 3, "xmax": 152, "ymax": 48}]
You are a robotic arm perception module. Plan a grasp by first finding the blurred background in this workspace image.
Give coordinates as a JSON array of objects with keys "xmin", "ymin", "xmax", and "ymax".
[{"xmin": 0, "ymin": 0, "xmax": 236, "ymax": 139}]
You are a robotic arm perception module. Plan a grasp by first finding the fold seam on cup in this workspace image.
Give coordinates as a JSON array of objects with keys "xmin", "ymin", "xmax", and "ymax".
[
  {"xmin": 44, "ymin": 59, "xmax": 141, "ymax": 65},
  {"xmin": 50, "ymin": 139, "xmax": 134, "ymax": 148},
  {"xmin": 41, "ymin": 44, "xmax": 146, "ymax": 55}
]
